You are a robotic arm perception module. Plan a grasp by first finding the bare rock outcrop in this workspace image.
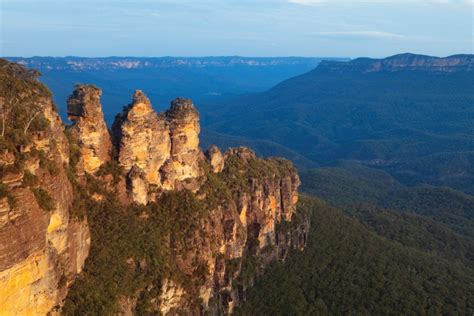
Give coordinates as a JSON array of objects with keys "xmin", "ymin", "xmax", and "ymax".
[
  {"xmin": 67, "ymin": 85, "xmax": 112, "ymax": 174},
  {"xmin": 0, "ymin": 61, "xmax": 90, "ymax": 315},
  {"xmin": 156, "ymin": 146, "xmax": 308, "ymax": 314},
  {"xmin": 112, "ymin": 90, "xmax": 171, "ymax": 203},
  {"xmin": 205, "ymin": 145, "xmax": 225, "ymax": 173},
  {"xmin": 0, "ymin": 58, "xmax": 309, "ymax": 316},
  {"xmin": 113, "ymin": 92, "xmax": 202, "ymax": 203},
  {"xmin": 319, "ymin": 53, "xmax": 474, "ymax": 73},
  {"xmin": 162, "ymin": 98, "xmax": 202, "ymax": 188}
]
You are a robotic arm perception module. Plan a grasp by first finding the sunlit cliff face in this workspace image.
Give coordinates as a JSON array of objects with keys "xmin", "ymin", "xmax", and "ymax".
[{"xmin": 0, "ymin": 60, "xmax": 308, "ymax": 315}]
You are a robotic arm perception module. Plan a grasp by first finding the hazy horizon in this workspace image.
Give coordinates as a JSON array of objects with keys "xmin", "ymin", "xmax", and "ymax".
[
  {"xmin": 1, "ymin": 0, "xmax": 472, "ymax": 58},
  {"xmin": 4, "ymin": 52, "xmax": 472, "ymax": 59}
]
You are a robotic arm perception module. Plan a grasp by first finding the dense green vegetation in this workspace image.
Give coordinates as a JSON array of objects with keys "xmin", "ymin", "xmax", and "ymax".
[
  {"xmin": 0, "ymin": 59, "xmax": 52, "ymax": 150},
  {"xmin": 32, "ymin": 187, "xmax": 55, "ymax": 212},
  {"xmin": 57, "ymin": 57, "xmax": 474, "ymax": 315},
  {"xmin": 63, "ymin": 185, "xmax": 210, "ymax": 315},
  {"xmin": 236, "ymin": 160, "xmax": 474, "ymax": 314},
  {"xmin": 12, "ymin": 56, "xmax": 473, "ymax": 195},
  {"xmin": 63, "ymin": 154, "xmax": 294, "ymax": 314},
  {"xmin": 0, "ymin": 59, "xmax": 62, "ymax": 211},
  {"xmin": 220, "ymin": 150, "xmax": 297, "ymax": 193},
  {"xmin": 4, "ymin": 56, "xmax": 474, "ymax": 314},
  {"xmin": 301, "ymin": 162, "xmax": 474, "ymax": 240},
  {"xmin": 237, "ymin": 196, "xmax": 474, "ymax": 315},
  {"xmin": 199, "ymin": 56, "xmax": 474, "ymax": 194}
]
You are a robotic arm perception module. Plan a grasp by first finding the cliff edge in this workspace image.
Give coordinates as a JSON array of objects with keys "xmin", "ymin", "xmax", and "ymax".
[
  {"xmin": 0, "ymin": 59, "xmax": 90, "ymax": 315},
  {"xmin": 0, "ymin": 59, "xmax": 309, "ymax": 315}
]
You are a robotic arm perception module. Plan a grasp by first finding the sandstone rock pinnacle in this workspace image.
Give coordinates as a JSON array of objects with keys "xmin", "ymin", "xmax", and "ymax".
[
  {"xmin": 0, "ymin": 60, "xmax": 307, "ymax": 315},
  {"xmin": 205, "ymin": 145, "xmax": 224, "ymax": 173},
  {"xmin": 161, "ymin": 98, "xmax": 202, "ymax": 190},
  {"xmin": 67, "ymin": 84, "xmax": 112, "ymax": 174},
  {"xmin": 113, "ymin": 93, "xmax": 203, "ymax": 203},
  {"xmin": 112, "ymin": 90, "xmax": 171, "ymax": 190}
]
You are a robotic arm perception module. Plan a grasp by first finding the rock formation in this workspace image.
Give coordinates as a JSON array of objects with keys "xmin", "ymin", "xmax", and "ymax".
[
  {"xmin": 0, "ymin": 59, "xmax": 309, "ymax": 315},
  {"xmin": 67, "ymin": 85, "xmax": 112, "ymax": 174},
  {"xmin": 153, "ymin": 147, "xmax": 307, "ymax": 314},
  {"xmin": 113, "ymin": 92, "xmax": 202, "ymax": 203},
  {"xmin": 0, "ymin": 60, "xmax": 90, "ymax": 315},
  {"xmin": 162, "ymin": 97, "xmax": 202, "ymax": 188},
  {"xmin": 318, "ymin": 53, "xmax": 474, "ymax": 73},
  {"xmin": 205, "ymin": 145, "xmax": 224, "ymax": 173},
  {"xmin": 112, "ymin": 90, "xmax": 171, "ymax": 203},
  {"xmin": 113, "ymin": 90, "xmax": 170, "ymax": 183}
]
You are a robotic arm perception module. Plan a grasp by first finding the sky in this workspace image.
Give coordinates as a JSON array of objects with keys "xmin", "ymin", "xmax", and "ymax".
[{"xmin": 0, "ymin": 0, "xmax": 472, "ymax": 58}]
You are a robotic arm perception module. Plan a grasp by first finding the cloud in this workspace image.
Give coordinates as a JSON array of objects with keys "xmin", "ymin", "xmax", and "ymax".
[
  {"xmin": 312, "ymin": 31, "xmax": 406, "ymax": 40},
  {"xmin": 289, "ymin": 0, "xmax": 473, "ymax": 5}
]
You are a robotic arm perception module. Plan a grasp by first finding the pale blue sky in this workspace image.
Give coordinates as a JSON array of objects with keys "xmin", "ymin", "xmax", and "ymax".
[{"xmin": 0, "ymin": 0, "xmax": 472, "ymax": 57}]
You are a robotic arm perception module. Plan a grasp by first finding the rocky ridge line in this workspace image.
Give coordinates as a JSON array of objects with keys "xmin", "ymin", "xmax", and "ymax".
[
  {"xmin": 0, "ymin": 58, "xmax": 310, "ymax": 315},
  {"xmin": 318, "ymin": 53, "xmax": 474, "ymax": 73},
  {"xmin": 63, "ymin": 86, "xmax": 309, "ymax": 314},
  {"xmin": 0, "ymin": 60, "xmax": 90, "ymax": 315}
]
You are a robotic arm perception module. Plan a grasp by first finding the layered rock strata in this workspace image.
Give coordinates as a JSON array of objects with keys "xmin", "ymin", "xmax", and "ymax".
[
  {"xmin": 158, "ymin": 147, "xmax": 308, "ymax": 314},
  {"xmin": 0, "ymin": 59, "xmax": 309, "ymax": 315},
  {"xmin": 0, "ymin": 62, "xmax": 90, "ymax": 315},
  {"xmin": 112, "ymin": 92, "xmax": 202, "ymax": 203},
  {"xmin": 67, "ymin": 85, "xmax": 112, "ymax": 174}
]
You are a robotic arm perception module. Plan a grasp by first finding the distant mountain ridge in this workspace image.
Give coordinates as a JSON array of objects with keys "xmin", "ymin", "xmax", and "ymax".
[
  {"xmin": 2, "ymin": 54, "xmax": 474, "ymax": 315},
  {"xmin": 317, "ymin": 53, "xmax": 474, "ymax": 73},
  {"xmin": 0, "ymin": 59, "xmax": 308, "ymax": 314},
  {"xmin": 7, "ymin": 56, "xmax": 340, "ymax": 71},
  {"xmin": 200, "ymin": 53, "xmax": 474, "ymax": 192},
  {"xmin": 4, "ymin": 56, "xmax": 348, "ymax": 124}
]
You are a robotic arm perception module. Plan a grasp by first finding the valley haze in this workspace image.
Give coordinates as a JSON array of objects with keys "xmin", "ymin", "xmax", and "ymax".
[
  {"xmin": 2, "ymin": 0, "xmax": 474, "ymax": 313},
  {"xmin": 1, "ymin": 50, "xmax": 473, "ymax": 314}
]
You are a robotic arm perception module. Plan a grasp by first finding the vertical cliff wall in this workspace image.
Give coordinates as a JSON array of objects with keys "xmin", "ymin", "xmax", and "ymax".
[
  {"xmin": 67, "ymin": 85, "xmax": 112, "ymax": 174},
  {"xmin": 162, "ymin": 98, "xmax": 202, "ymax": 189},
  {"xmin": 156, "ymin": 147, "xmax": 308, "ymax": 314},
  {"xmin": 0, "ymin": 59, "xmax": 309, "ymax": 315},
  {"xmin": 0, "ymin": 60, "xmax": 90, "ymax": 315},
  {"xmin": 64, "ymin": 88, "xmax": 309, "ymax": 314},
  {"xmin": 112, "ymin": 91, "xmax": 202, "ymax": 204}
]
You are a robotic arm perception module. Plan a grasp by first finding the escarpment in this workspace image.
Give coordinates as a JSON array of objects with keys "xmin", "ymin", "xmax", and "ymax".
[
  {"xmin": 0, "ymin": 59, "xmax": 90, "ymax": 315},
  {"xmin": 318, "ymin": 53, "xmax": 474, "ymax": 73},
  {"xmin": 0, "ymin": 59, "xmax": 310, "ymax": 315}
]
